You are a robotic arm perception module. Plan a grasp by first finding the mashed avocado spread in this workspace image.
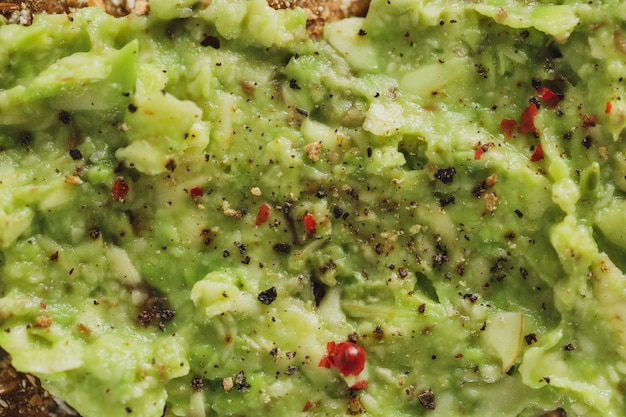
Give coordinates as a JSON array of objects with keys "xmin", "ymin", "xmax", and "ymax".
[{"xmin": 1, "ymin": 1, "xmax": 626, "ymax": 416}]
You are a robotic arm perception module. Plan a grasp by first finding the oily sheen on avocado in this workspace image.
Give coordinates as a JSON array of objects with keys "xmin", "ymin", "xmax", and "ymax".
[{"xmin": 1, "ymin": 0, "xmax": 626, "ymax": 416}]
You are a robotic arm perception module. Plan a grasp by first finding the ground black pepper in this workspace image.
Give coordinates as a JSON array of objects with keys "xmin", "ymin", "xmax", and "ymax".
[{"xmin": 257, "ymin": 287, "xmax": 277, "ymax": 305}]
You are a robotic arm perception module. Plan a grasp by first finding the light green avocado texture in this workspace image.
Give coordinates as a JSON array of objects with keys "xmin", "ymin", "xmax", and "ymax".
[{"xmin": 1, "ymin": 0, "xmax": 626, "ymax": 416}]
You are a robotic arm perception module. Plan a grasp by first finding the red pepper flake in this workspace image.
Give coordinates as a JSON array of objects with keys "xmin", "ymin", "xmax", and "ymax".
[
  {"xmin": 499, "ymin": 118, "xmax": 517, "ymax": 138},
  {"xmin": 318, "ymin": 341, "xmax": 366, "ymax": 376},
  {"xmin": 255, "ymin": 204, "xmax": 270, "ymax": 226},
  {"xmin": 536, "ymin": 87, "xmax": 560, "ymax": 109},
  {"xmin": 455, "ymin": 353, "xmax": 463, "ymax": 359},
  {"xmin": 302, "ymin": 400, "xmax": 320, "ymax": 412},
  {"xmin": 189, "ymin": 187, "xmax": 203, "ymax": 198},
  {"xmin": 349, "ymin": 379, "xmax": 369, "ymax": 390},
  {"xmin": 111, "ymin": 177, "xmax": 129, "ymax": 202},
  {"xmin": 518, "ymin": 103, "xmax": 539, "ymax": 135},
  {"xmin": 606, "ymin": 101, "xmax": 613, "ymax": 114},
  {"xmin": 530, "ymin": 143, "xmax": 544, "ymax": 162},
  {"xmin": 303, "ymin": 213, "xmax": 317, "ymax": 233},
  {"xmin": 474, "ymin": 148, "xmax": 484, "ymax": 160},
  {"xmin": 302, "ymin": 400, "xmax": 314, "ymax": 412},
  {"xmin": 39, "ymin": 302, "xmax": 47, "ymax": 310},
  {"xmin": 582, "ymin": 114, "xmax": 598, "ymax": 129}
]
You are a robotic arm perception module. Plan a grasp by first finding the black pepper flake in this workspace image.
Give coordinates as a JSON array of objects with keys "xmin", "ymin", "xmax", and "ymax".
[
  {"xmin": 432, "ymin": 243, "xmax": 449, "ymax": 268},
  {"xmin": 439, "ymin": 195, "xmax": 455, "ymax": 207},
  {"xmin": 273, "ymin": 242, "xmax": 291, "ymax": 253},
  {"xmin": 296, "ymin": 107, "xmax": 308, "ymax": 116},
  {"xmin": 434, "ymin": 167, "xmax": 456, "ymax": 184},
  {"xmin": 531, "ymin": 78, "xmax": 542, "ymax": 89},
  {"xmin": 463, "ymin": 293, "xmax": 478, "ymax": 303},
  {"xmin": 518, "ymin": 29, "xmax": 530, "ymax": 41},
  {"xmin": 417, "ymin": 389, "xmax": 436, "ymax": 410},
  {"xmin": 223, "ymin": 250, "xmax": 230, "ymax": 258},
  {"xmin": 475, "ymin": 63, "xmax": 488, "ymax": 79},
  {"xmin": 514, "ymin": 209, "xmax": 524, "ymax": 218},
  {"xmin": 373, "ymin": 325, "xmax": 384, "ymax": 339},
  {"xmin": 234, "ymin": 242, "xmax": 247, "ymax": 255},
  {"xmin": 200, "ymin": 35, "xmax": 220, "ymax": 49},
  {"xmin": 160, "ymin": 309, "xmax": 175, "ymax": 321},
  {"xmin": 289, "ymin": 79, "xmax": 301, "ymax": 90},
  {"xmin": 315, "ymin": 188, "xmax": 328, "ymax": 199},
  {"xmin": 88, "ymin": 227, "xmax": 101, "ymax": 240},
  {"xmin": 20, "ymin": 131, "xmax": 33, "ymax": 147},
  {"xmin": 69, "ymin": 148, "xmax": 83, "ymax": 160},
  {"xmin": 524, "ymin": 333, "xmax": 538, "ymax": 345},
  {"xmin": 374, "ymin": 242, "xmax": 384, "ymax": 255},
  {"xmin": 125, "ymin": 407, "xmax": 132, "ymax": 413},
  {"xmin": 333, "ymin": 206, "xmax": 344, "ymax": 219},
  {"xmin": 50, "ymin": 251, "xmax": 59, "ymax": 261},
  {"xmin": 285, "ymin": 365, "xmax": 297, "ymax": 375},
  {"xmin": 472, "ymin": 180, "xmax": 487, "ymax": 198},
  {"xmin": 564, "ymin": 343, "xmax": 575, "ymax": 351},
  {"xmin": 165, "ymin": 159, "xmax": 177, "ymax": 172},
  {"xmin": 529, "ymin": 96, "xmax": 541, "ymax": 109},
  {"xmin": 563, "ymin": 131, "xmax": 572, "ymax": 141},
  {"xmin": 58, "ymin": 111, "xmax": 72, "ymax": 124},
  {"xmin": 235, "ymin": 371, "xmax": 251, "ymax": 392},
  {"xmin": 312, "ymin": 280, "xmax": 326, "ymax": 306},
  {"xmin": 520, "ymin": 267, "xmax": 529, "ymax": 279},
  {"xmin": 258, "ymin": 287, "xmax": 277, "ymax": 305},
  {"xmin": 418, "ymin": 304, "xmax": 426, "ymax": 314},
  {"xmin": 582, "ymin": 135, "xmax": 592, "ymax": 149},
  {"xmin": 398, "ymin": 266, "xmax": 409, "ymax": 278},
  {"xmin": 490, "ymin": 257, "xmax": 507, "ymax": 274},
  {"xmin": 358, "ymin": 28, "xmax": 367, "ymax": 36},
  {"xmin": 191, "ymin": 376, "xmax": 204, "ymax": 392}
]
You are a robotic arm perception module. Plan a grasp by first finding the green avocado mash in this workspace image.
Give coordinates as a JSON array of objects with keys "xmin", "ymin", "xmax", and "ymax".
[{"xmin": 1, "ymin": 0, "xmax": 626, "ymax": 416}]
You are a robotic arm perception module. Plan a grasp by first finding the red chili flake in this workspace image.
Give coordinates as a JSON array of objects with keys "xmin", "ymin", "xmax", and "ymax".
[
  {"xmin": 302, "ymin": 401, "xmax": 313, "ymax": 412},
  {"xmin": 318, "ymin": 341, "xmax": 366, "ymax": 376},
  {"xmin": 189, "ymin": 187, "xmax": 203, "ymax": 198},
  {"xmin": 474, "ymin": 148, "xmax": 484, "ymax": 160},
  {"xmin": 606, "ymin": 101, "xmax": 613, "ymax": 114},
  {"xmin": 499, "ymin": 118, "xmax": 517, "ymax": 138},
  {"xmin": 537, "ymin": 87, "xmax": 560, "ymax": 109},
  {"xmin": 349, "ymin": 380, "xmax": 369, "ymax": 390},
  {"xmin": 303, "ymin": 213, "xmax": 317, "ymax": 233},
  {"xmin": 530, "ymin": 143, "xmax": 544, "ymax": 162},
  {"xmin": 582, "ymin": 114, "xmax": 598, "ymax": 129},
  {"xmin": 455, "ymin": 353, "xmax": 463, "ymax": 359},
  {"xmin": 255, "ymin": 204, "xmax": 270, "ymax": 226},
  {"xmin": 111, "ymin": 177, "xmax": 129, "ymax": 202},
  {"xmin": 518, "ymin": 103, "xmax": 539, "ymax": 135},
  {"xmin": 39, "ymin": 302, "xmax": 47, "ymax": 310}
]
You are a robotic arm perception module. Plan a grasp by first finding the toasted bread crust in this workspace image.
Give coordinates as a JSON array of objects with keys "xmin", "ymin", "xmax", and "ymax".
[
  {"xmin": 1, "ymin": 0, "xmax": 370, "ymax": 35},
  {"xmin": 267, "ymin": 0, "xmax": 370, "ymax": 37},
  {"xmin": 0, "ymin": 348, "xmax": 80, "ymax": 417}
]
